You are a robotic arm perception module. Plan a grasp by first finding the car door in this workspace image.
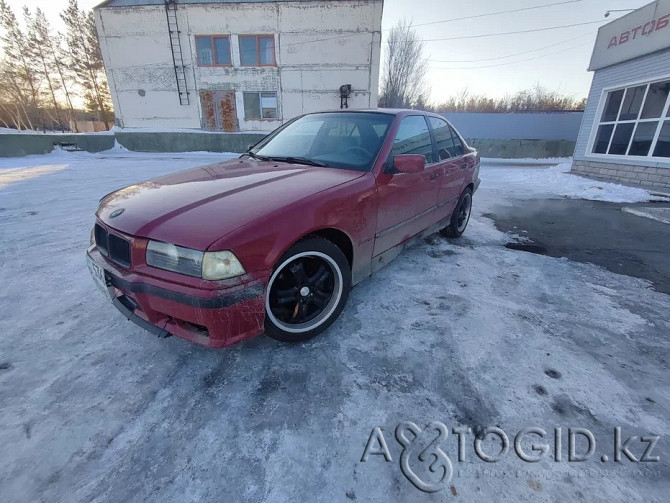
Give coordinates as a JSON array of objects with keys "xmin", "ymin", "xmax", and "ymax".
[
  {"xmin": 427, "ymin": 116, "xmax": 468, "ymax": 220},
  {"xmin": 373, "ymin": 115, "xmax": 441, "ymax": 256}
]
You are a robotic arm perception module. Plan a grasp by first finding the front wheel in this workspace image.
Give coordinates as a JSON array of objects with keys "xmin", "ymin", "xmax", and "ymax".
[
  {"xmin": 264, "ymin": 237, "xmax": 351, "ymax": 343},
  {"xmin": 440, "ymin": 188, "xmax": 473, "ymax": 238}
]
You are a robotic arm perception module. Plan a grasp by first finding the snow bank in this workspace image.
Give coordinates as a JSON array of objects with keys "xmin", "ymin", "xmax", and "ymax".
[
  {"xmin": 109, "ymin": 126, "xmax": 264, "ymax": 135},
  {"xmin": 0, "ymin": 127, "xmax": 23, "ymax": 134},
  {"xmin": 480, "ymin": 158, "xmax": 660, "ymax": 203}
]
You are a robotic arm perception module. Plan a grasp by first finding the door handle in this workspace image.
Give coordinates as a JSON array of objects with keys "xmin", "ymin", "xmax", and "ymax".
[
  {"xmin": 430, "ymin": 172, "xmax": 440, "ymax": 180},
  {"xmin": 460, "ymin": 163, "xmax": 468, "ymax": 170}
]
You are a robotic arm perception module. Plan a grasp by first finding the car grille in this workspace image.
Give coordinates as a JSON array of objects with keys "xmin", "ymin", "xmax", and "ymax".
[
  {"xmin": 94, "ymin": 224, "xmax": 108, "ymax": 256},
  {"xmin": 95, "ymin": 223, "xmax": 131, "ymax": 267}
]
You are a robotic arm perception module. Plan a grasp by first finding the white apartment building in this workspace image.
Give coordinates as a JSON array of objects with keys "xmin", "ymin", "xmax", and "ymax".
[{"xmin": 94, "ymin": 0, "xmax": 383, "ymax": 131}]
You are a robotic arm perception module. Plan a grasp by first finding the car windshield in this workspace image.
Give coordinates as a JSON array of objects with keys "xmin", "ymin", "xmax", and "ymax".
[{"xmin": 250, "ymin": 112, "xmax": 395, "ymax": 172}]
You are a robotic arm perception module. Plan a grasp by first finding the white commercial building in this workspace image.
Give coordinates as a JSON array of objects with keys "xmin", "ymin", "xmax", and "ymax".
[
  {"xmin": 94, "ymin": 0, "xmax": 383, "ymax": 132},
  {"xmin": 571, "ymin": 0, "xmax": 670, "ymax": 190}
]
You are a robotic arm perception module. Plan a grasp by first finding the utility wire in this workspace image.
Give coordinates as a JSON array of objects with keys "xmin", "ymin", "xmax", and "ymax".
[
  {"xmin": 429, "ymin": 41, "xmax": 593, "ymax": 70},
  {"xmin": 280, "ymin": 19, "xmax": 604, "ymax": 49},
  {"xmin": 280, "ymin": 4, "xmax": 598, "ymax": 49},
  {"xmin": 427, "ymin": 32, "xmax": 593, "ymax": 63},
  {"xmin": 410, "ymin": 0, "xmax": 583, "ymax": 29},
  {"xmin": 421, "ymin": 19, "xmax": 606, "ymax": 42}
]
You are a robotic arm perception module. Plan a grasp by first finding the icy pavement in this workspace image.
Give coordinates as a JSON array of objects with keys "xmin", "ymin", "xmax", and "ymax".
[
  {"xmin": 622, "ymin": 206, "xmax": 670, "ymax": 225},
  {"xmin": 0, "ymin": 153, "xmax": 668, "ymax": 502}
]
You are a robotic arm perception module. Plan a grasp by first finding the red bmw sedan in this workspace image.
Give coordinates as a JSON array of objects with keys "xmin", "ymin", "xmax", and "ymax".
[{"xmin": 87, "ymin": 110, "xmax": 480, "ymax": 348}]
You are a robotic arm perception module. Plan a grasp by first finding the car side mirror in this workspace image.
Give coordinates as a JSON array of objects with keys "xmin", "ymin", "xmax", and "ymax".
[{"xmin": 393, "ymin": 154, "xmax": 425, "ymax": 174}]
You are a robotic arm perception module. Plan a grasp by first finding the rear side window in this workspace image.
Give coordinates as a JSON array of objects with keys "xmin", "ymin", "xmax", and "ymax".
[
  {"xmin": 449, "ymin": 125, "xmax": 465, "ymax": 157},
  {"xmin": 391, "ymin": 116, "xmax": 434, "ymax": 164},
  {"xmin": 429, "ymin": 117, "xmax": 466, "ymax": 159},
  {"xmin": 429, "ymin": 117, "xmax": 457, "ymax": 160}
]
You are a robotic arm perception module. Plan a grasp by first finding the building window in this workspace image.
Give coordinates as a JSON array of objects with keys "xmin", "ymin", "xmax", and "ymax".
[
  {"xmin": 591, "ymin": 78, "xmax": 670, "ymax": 158},
  {"xmin": 243, "ymin": 92, "xmax": 278, "ymax": 120},
  {"xmin": 239, "ymin": 35, "xmax": 275, "ymax": 66},
  {"xmin": 195, "ymin": 36, "xmax": 231, "ymax": 66}
]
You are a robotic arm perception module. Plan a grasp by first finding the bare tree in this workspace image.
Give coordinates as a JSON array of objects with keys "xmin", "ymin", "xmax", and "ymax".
[
  {"xmin": 437, "ymin": 87, "xmax": 510, "ymax": 113},
  {"xmin": 435, "ymin": 85, "xmax": 586, "ymax": 113},
  {"xmin": 508, "ymin": 84, "xmax": 582, "ymax": 112},
  {"xmin": 413, "ymin": 94, "xmax": 431, "ymax": 111},
  {"xmin": 379, "ymin": 19, "xmax": 428, "ymax": 109}
]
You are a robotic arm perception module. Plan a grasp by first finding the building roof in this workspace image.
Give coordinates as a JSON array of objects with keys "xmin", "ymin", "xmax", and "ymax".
[{"xmin": 95, "ymin": 0, "xmax": 332, "ymax": 7}]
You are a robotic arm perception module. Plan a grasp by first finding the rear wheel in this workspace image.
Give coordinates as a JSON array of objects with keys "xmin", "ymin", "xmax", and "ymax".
[
  {"xmin": 440, "ymin": 188, "xmax": 472, "ymax": 238},
  {"xmin": 264, "ymin": 237, "xmax": 351, "ymax": 342}
]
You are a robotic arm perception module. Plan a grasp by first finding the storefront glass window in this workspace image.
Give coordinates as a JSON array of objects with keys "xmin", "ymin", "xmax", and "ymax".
[{"xmin": 591, "ymin": 78, "xmax": 670, "ymax": 159}]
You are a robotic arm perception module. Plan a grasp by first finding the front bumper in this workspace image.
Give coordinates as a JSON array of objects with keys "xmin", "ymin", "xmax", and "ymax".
[{"xmin": 87, "ymin": 247, "xmax": 268, "ymax": 348}]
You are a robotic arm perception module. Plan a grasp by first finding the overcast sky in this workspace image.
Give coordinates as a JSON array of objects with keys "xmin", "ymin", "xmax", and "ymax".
[{"xmin": 5, "ymin": 0, "xmax": 653, "ymax": 103}]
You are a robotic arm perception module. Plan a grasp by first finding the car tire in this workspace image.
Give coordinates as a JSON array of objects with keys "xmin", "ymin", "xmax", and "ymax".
[
  {"xmin": 264, "ymin": 237, "xmax": 351, "ymax": 343},
  {"xmin": 440, "ymin": 188, "xmax": 473, "ymax": 238}
]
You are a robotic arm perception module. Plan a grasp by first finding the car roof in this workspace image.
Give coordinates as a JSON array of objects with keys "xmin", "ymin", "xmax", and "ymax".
[
  {"xmin": 358, "ymin": 108, "xmax": 415, "ymax": 115},
  {"xmin": 302, "ymin": 109, "xmax": 432, "ymax": 117}
]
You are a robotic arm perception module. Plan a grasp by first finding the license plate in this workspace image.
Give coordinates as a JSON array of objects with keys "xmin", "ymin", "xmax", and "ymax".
[{"xmin": 87, "ymin": 256, "xmax": 113, "ymax": 301}]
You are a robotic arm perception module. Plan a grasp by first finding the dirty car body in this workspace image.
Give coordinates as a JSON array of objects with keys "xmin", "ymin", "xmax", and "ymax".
[{"xmin": 87, "ymin": 110, "xmax": 480, "ymax": 348}]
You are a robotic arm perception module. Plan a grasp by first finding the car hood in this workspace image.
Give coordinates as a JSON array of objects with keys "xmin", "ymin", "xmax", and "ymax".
[{"xmin": 97, "ymin": 158, "xmax": 365, "ymax": 250}]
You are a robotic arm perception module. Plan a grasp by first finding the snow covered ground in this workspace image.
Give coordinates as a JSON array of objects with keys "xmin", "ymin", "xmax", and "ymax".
[
  {"xmin": 0, "ymin": 152, "xmax": 668, "ymax": 502},
  {"xmin": 480, "ymin": 159, "xmax": 663, "ymax": 204}
]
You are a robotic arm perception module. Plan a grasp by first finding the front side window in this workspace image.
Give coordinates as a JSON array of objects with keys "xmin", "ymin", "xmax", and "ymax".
[
  {"xmin": 251, "ymin": 112, "xmax": 394, "ymax": 172},
  {"xmin": 239, "ymin": 35, "xmax": 275, "ymax": 66},
  {"xmin": 243, "ymin": 92, "xmax": 278, "ymax": 120},
  {"xmin": 391, "ymin": 116, "xmax": 434, "ymax": 165},
  {"xmin": 591, "ymin": 79, "xmax": 670, "ymax": 158},
  {"xmin": 195, "ymin": 36, "xmax": 231, "ymax": 66}
]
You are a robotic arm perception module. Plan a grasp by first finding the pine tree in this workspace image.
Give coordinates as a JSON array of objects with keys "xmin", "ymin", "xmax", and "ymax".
[
  {"xmin": 85, "ymin": 10, "xmax": 112, "ymax": 125},
  {"xmin": 25, "ymin": 7, "xmax": 65, "ymax": 131},
  {"xmin": 0, "ymin": 61, "xmax": 31, "ymax": 129},
  {"xmin": 0, "ymin": 0, "xmax": 44, "ymax": 130},
  {"xmin": 61, "ymin": 0, "xmax": 112, "ymax": 129},
  {"xmin": 51, "ymin": 31, "xmax": 80, "ymax": 132}
]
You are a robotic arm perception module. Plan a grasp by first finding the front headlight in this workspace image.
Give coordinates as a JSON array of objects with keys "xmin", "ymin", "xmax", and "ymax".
[
  {"xmin": 146, "ymin": 241, "xmax": 245, "ymax": 280},
  {"xmin": 146, "ymin": 240, "xmax": 203, "ymax": 277},
  {"xmin": 202, "ymin": 250, "xmax": 246, "ymax": 280}
]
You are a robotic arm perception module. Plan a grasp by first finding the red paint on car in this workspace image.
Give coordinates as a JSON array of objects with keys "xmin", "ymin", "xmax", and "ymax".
[{"xmin": 87, "ymin": 110, "xmax": 480, "ymax": 348}]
